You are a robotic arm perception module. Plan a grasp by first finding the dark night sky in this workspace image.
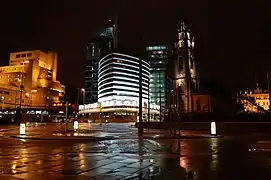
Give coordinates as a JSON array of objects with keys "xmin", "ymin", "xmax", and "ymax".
[{"xmin": 1, "ymin": 0, "xmax": 271, "ymax": 91}]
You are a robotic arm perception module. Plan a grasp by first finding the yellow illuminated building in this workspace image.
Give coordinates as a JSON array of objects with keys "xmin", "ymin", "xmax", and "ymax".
[
  {"xmin": 239, "ymin": 88, "xmax": 269, "ymax": 113},
  {"xmin": 0, "ymin": 50, "xmax": 65, "ymax": 110}
]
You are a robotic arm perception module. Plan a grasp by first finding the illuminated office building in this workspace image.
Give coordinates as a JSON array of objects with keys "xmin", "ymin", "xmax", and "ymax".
[
  {"xmin": 0, "ymin": 50, "xmax": 65, "ymax": 110},
  {"xmin": 98, "ymin": 53, "xmax": 149, "ymax": 104},
  {"xmin": 146, "ymin": 45, "xmax": 170, "ymax": 119},
  {"xmin": 79, "ymin": 52, "xmax": 160, "ymax": 122},
  {"xmin": 85, "ymin": 21, "xmax": 116, "ymax": 104}
]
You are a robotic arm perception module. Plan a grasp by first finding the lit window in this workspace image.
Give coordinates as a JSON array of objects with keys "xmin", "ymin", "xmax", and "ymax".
[{"xmin": 91, "ymin": 44, "xmax": 95, "ymax": 56}]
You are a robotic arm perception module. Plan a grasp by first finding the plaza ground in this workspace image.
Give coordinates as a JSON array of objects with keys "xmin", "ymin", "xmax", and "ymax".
[{"xmin": 0, "ymin": 123, "xmax": 271, "ymax": 179}]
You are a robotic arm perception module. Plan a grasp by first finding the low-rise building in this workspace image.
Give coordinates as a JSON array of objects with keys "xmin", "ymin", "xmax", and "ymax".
[
  {"xmin": 0, "ymin": 50, "xmax": 65, "ymax": 110},
  {"xmin": 239, "ymin": 88, "xmax": 269, "ymax": 113}
]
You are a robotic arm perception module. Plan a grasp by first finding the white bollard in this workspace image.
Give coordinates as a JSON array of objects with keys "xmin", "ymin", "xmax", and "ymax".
[
  {"xmin": 211, "ymin": 122, "xmax": 216, "ymax": 135},
  {"xmin": 74, "ymin": 121, "xmax": 79, "ymax": 130},
  {"xmin": 20, "ymin": 123, "xmax": 26, "ymax": 135}
]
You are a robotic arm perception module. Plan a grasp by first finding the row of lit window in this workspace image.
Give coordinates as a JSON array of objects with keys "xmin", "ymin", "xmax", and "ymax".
[
  {"xmin": 257, "ymin": 101, "xmax": 269, "ymax": 106},
  {"xmin": 0, "ymin": 74, "xmax": 22, "ymax": 79},
  {"xmin": 53, "ymin": 103, "xmax": 70, "ymax": 106},
  {"xmin": 15, "ymin": 53, "xmax": 32, "ymax": 58},
  {"xmin": 146, "ymin": 46, "xmax": 167, "ymax": 51},
  {"xmin": 150, "ymin": 84, "xmax": 164, "ymax": 87},
  {"xmin": 0, "ymin": 67, "xmax": 23, "ymax": 73}
]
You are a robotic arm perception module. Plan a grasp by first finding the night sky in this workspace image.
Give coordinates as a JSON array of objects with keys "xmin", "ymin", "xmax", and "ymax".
[{"xmin": 0, "ymin": 0, "xmax": 271, "ymax": 91}]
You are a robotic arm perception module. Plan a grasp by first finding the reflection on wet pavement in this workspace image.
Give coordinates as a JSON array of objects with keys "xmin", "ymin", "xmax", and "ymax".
[{"xmin": 0, "ymin": 123, "xmax": 271, "ymax": 179}]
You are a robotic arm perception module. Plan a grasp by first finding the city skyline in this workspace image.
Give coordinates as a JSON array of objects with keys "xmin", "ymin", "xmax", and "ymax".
[{"xmin": 0, "ymin": 0, "xmax": 271, "ymax": 91}]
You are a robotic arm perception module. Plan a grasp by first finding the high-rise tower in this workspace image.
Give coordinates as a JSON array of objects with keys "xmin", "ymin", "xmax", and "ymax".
[
  {"xmin": 173, "ymin": 21, "xmax": 198, "ymax": 113},
  {"xmin": 85, "ymin": 20, "xmax": 118, "ymax": 104},
  {"xmin": 146, "ymin": 45, "xmax": 170, "ymax": 121}
]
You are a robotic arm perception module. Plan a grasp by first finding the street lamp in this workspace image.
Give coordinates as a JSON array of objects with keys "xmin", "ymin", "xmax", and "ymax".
[
  {"xmin": 76, "ymin": 88, "xmax": 85, "ymax": 112},
  {"xmin": 81, "ymin": 88, "xmax": 85, "ymax": 104},
  {"xmin": 98, "ymin": 103, "xmax": 103, "ymax": 125},
  {"xmin": 19, "ymin": 60, "xmax": 27, "ymax": 135}
]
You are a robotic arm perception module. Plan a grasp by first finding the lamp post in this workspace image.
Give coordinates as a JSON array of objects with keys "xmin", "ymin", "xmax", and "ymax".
[
  {"xmin": 65, "ymin": 101, "xmax": 68, "ymax": 135},
  {"xmin": 19, "ymin": 61, "xmax": 26, "ymax": 135},
  {"xmin": 98, "ymin": 103, "xmax": 103, "ymax": 125},
  {"xmin": 81, "ymin": 88, "xmax": 85, "ymax": 120},
  {"xmin": 138, "ymin": 58, "xmax": 143, "ymax": 133},
  {"xmin": 14, "ymin": 87, "xmax": 18, "ymax": 108},
  {"xmin": 76, "ymin": 88, "xmax": 80, "ymax": 112}
]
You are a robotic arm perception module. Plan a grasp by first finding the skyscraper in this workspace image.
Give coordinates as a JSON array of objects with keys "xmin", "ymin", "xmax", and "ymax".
[
  {"xmin": 85, "ymin": 21, "xmax": 116, "ymax": 104},
  {"xmin": 173, "ymin": 21, "xmax": 198, "ymax": 113},
  {"xmin": 146, "ymin": 45, "xmax": 170, "ymax": 120}
]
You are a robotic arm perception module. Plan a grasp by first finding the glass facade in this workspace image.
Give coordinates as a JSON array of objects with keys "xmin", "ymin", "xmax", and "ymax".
[
  {"xmin": 146, "ymin": 45, "xmax": 170, "ymax": 116},
  {"xmin": 150, "ymin": 71, "xmax": 166, "ymax": 107},
  {"xmin": 85, "ymin": 25, "xmax": 115, "ymax": 104}
]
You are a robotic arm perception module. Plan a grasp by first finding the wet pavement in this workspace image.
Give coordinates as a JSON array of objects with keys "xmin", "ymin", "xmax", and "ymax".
[{"xmin": 0, "ymin": 123, "xmax": 271, "ymax": 179}]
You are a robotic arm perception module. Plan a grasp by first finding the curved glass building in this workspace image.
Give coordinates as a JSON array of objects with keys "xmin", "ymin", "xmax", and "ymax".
[
  {"xmin": 98, "ymin": 53, "xmax": 150, "ymax": 106},
  {"xmin": 79, "ymin": 52, "xmax": 160, "ymax": 122}
]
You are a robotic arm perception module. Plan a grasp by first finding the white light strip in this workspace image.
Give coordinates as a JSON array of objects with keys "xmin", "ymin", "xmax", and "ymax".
[
  {"xmin": 99, "ymin": 54, "xmax": 114, "ymax": 63},
  {"xmin": 99, "ymin": 58, "xmax": 114, "ymax": 70},
  {"xmin": 98, "ymin": 71, "xmax": 149, "ymax": 82},
  {"xmin": 99, "ymin": 85, "xmax": 148, "ymax": 94},
  {"xmin": 99, "ymin": 62, "xmax": 150, "ymax": 75},
  {"xmin": 99, "ymin": 95, "xmax": 148, "ymax": 102},
  {"xmin": 99, "ymin": 66, "xmax": 140, "ymax": 78},
  {"xmin": 98, "ymin": 91, "xmax": 148, "ymax": 98},
  {"xmin": 99, "ymin": 58, "xmax": 150, "ymax": 74},
  {"xmin": 98, "ymin": 90, "xmax": 149, "ymax": 97},
  {"xmin": 98, "ymin": 93, "xmax": 149, "ymax": 99},
  {"xmin": 99, "ymin": 55, "xmax": 149, "ymax": 71},
  {"xmin": 113, "ymin": 86, "xmax": 148, "ymax": 94},
  {"xmin": 98, "ymin": 71, "xmax": 137, "ymax": 82},
  {"xmin": 111, "ymin": 53, "xmax": 149, "ymax": 67},
  {"xmin": 112, "ymin": 67, "xmax": 140, "ymax": 75},
  {"xmin": 113, "ymin": 53, "xmax": 140, "ymax": 60},
  {"xmin": 99, "ymin": 57, "xmax": 138, "ymax": 69},
  {"xmin": 98, "ymin": 76, "xmax": 148, "ymax": 86},
  {"xmin": 98, "ymin": 80, "xmax": 149, "ymax": 90}
]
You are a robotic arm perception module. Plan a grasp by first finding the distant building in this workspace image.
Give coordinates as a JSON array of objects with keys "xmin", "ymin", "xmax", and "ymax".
[
  {"xmin": 146, "ymin": 45, "xmax": 171, "ymax": 120},
  {"xmin": 0, "ymin": 50, "xmax": 65, "ymax": 110},
  {"xmin": 85, "ymin": 22, "xmax": 116, "ymax": 104},
  {"xmin": 239, "ymin": 88, "xmax": 269, "ymax": 113}
]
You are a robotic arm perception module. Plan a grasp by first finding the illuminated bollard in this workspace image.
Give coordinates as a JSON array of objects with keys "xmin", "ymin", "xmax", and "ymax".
[
  {"xmin": 211, "ymin": 122, "xmax": 216, "ymax": 135},
  {"xmin": 20, "ymin": 123, "xmax": 26, "ymax": 135},
  {"xmin": 74, "ymin": 121, "xmax": 79, "ymax": 130}
]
